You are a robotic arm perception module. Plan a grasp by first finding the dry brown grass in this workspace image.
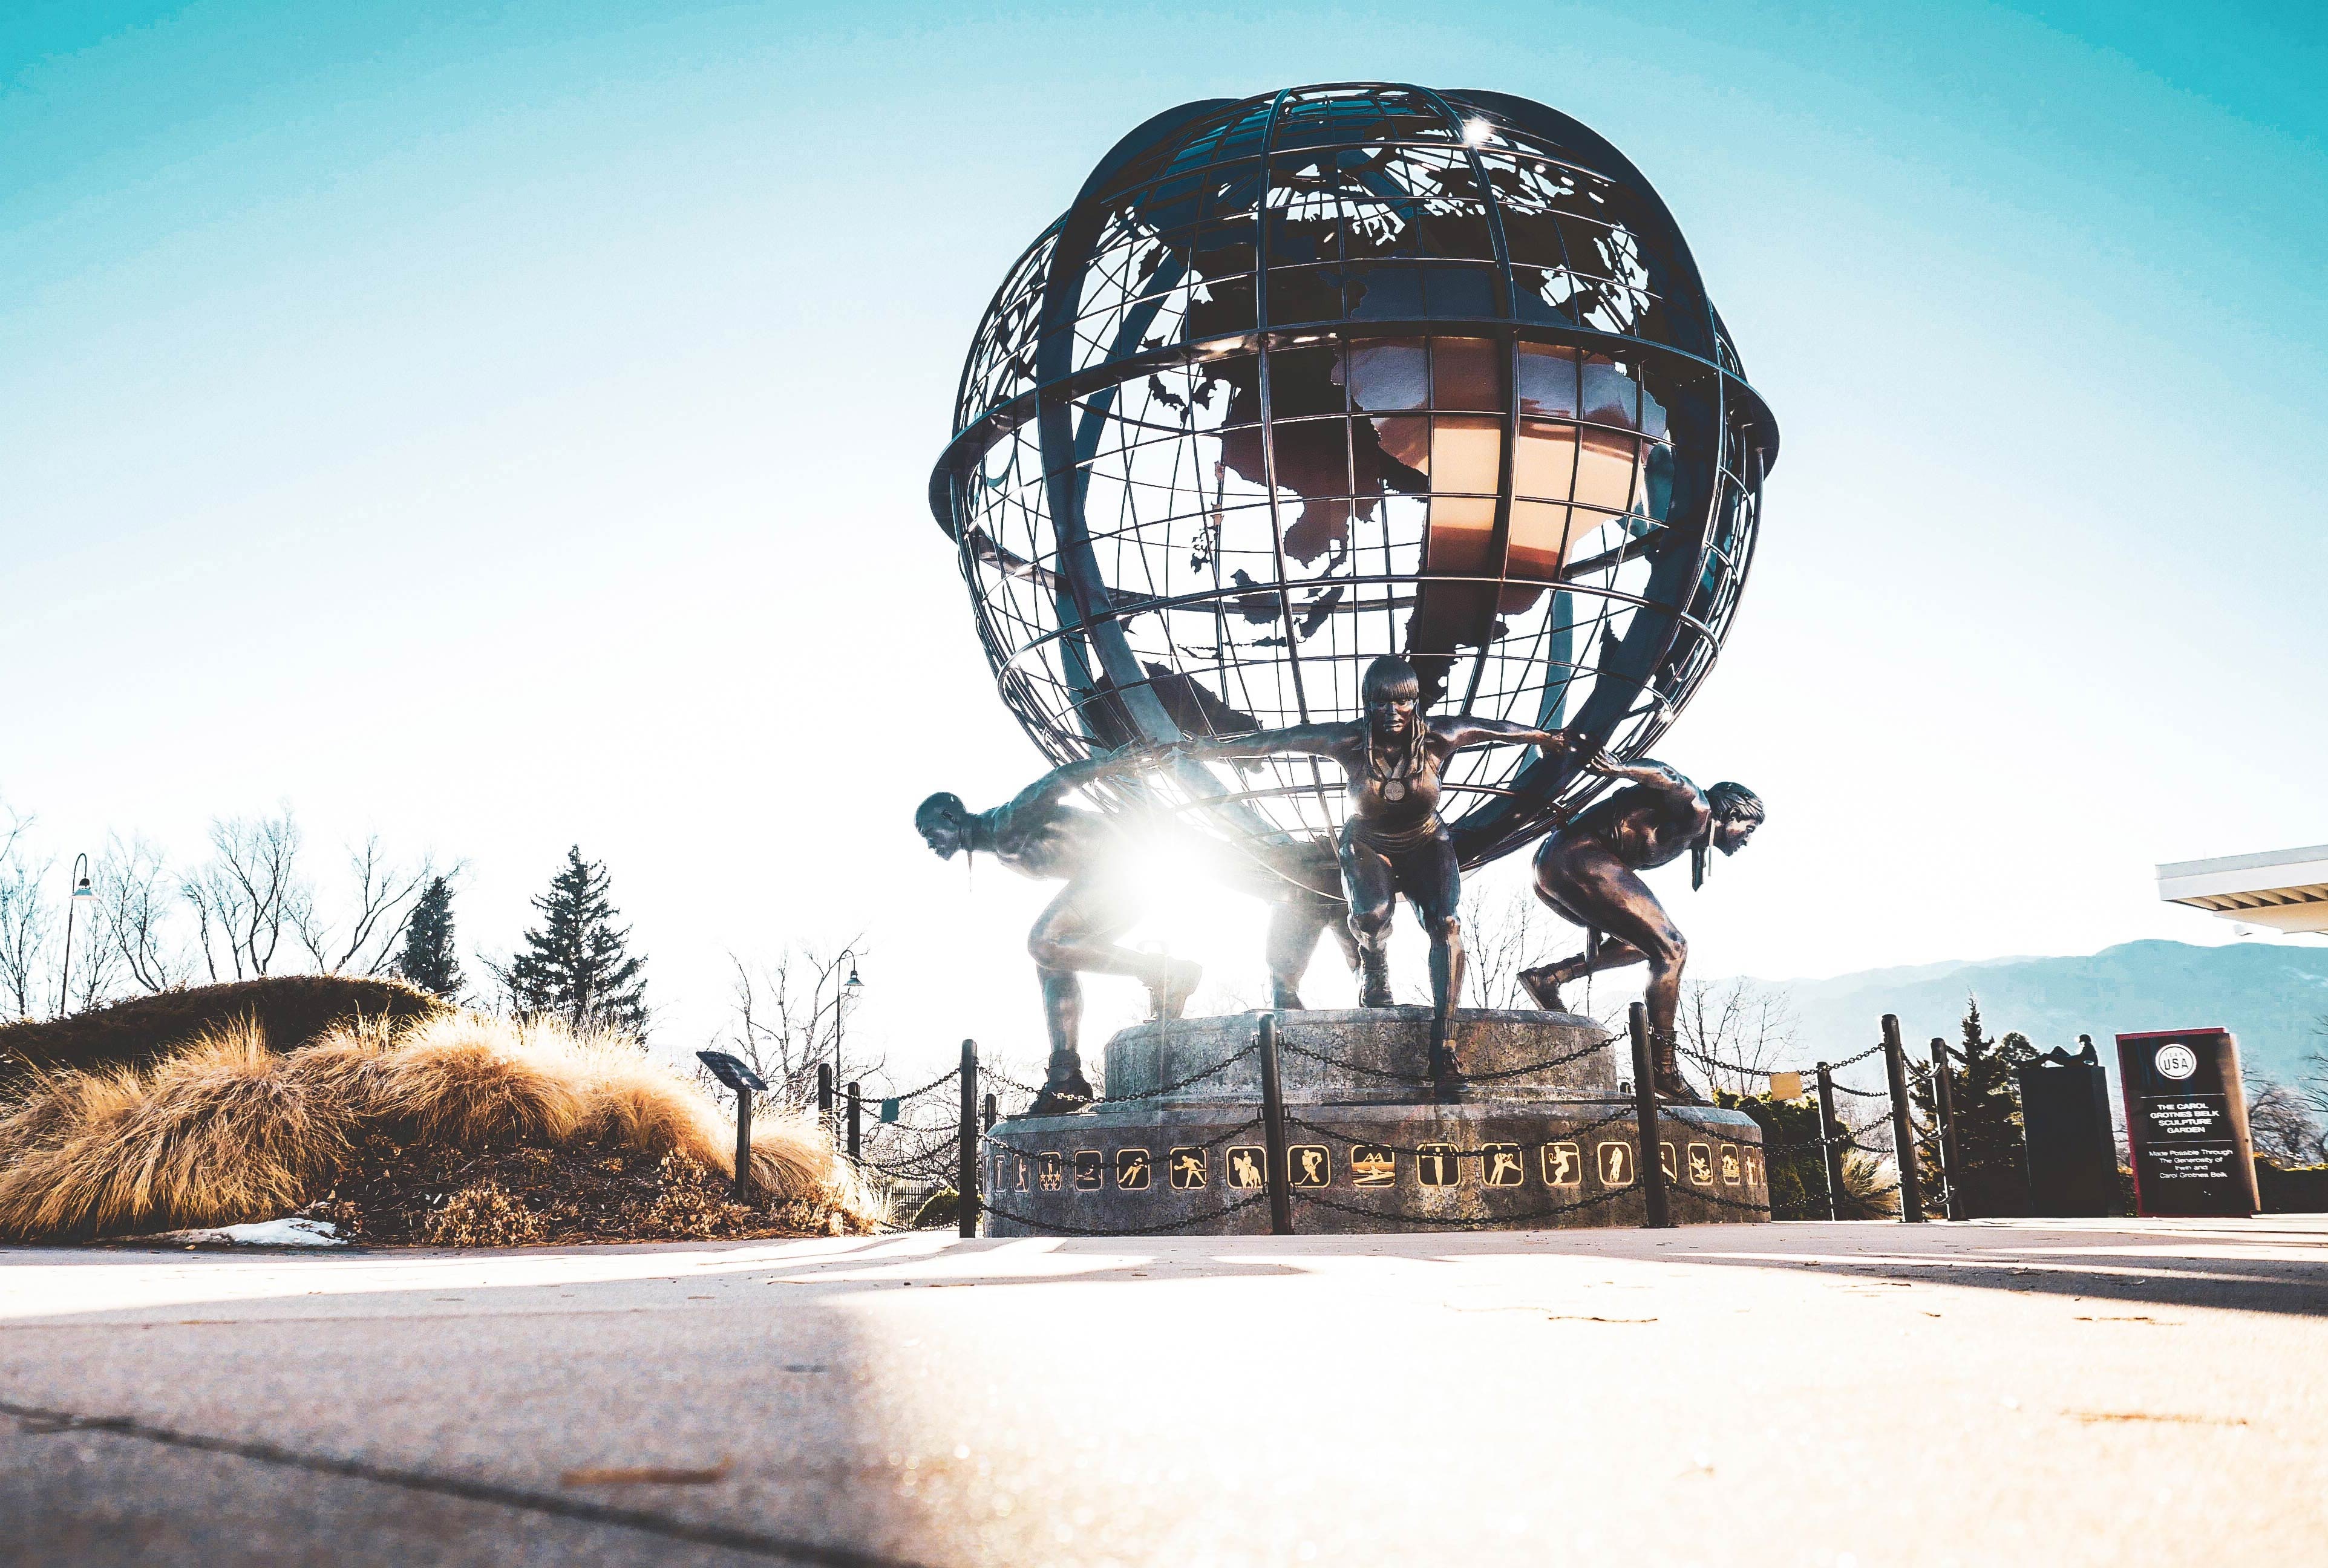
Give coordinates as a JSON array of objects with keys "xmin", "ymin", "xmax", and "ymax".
[{"xmin": 0, "ymin": 1010, "xmax": 872, "ymax": 1243}]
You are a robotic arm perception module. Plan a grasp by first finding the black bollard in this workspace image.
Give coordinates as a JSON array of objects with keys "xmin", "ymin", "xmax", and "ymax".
[
  {"xmin": 817, "ymin": 1063, "xmax": 834, "ymax": 1142},
  {"xmin": 983, "ymin": 1092, "xmax": 996, "ymax": 1132},
  {"xmin": 1257, "ymin": 1013, "xmax": 1294, "ymax": 1236},
  {"xmin": 1627, "ymin": 1004, "xmax": 1670, "ymax": 1229},
  {"xmin": 957, "ymin": 1040, "xmax": 979, "ymax": 1240},
  {"xmin": 733, "ymin": 1079, "xmax": 755, "ymax": 1203},
  {"xmin": 1883, "ymin": 1016, "xmax": 1924, "ymax": 1222},
  {"xmin": 1815, "ymin": 1062, "xmax": 1844, "ymax": 1221},
  {"xmin": 846, "ymin": 1080, "xmax": 862, "ymax": 1161},
  {"xmin": 1931, "ymin": 1037, "xmax": 1963, "ymax": 1221}
]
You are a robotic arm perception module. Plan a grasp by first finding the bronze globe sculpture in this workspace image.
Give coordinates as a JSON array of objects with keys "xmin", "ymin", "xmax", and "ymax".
[{"xmin": 927, "ymin": 82, "xmax": 1778, "ymax": 882}]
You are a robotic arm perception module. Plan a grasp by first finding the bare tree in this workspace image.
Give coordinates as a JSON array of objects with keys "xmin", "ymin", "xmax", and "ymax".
[
  {"xmin": 99, "ymin": 834, "xmax": 189, "ymax": 993},
  {"xmin": 183, "ymin": 811, "xmax": 310, "ymax": 981},
  {"xmin": 1673, "ymin": 976, "xmax": 1801, "ymax": 1096},
  {"xmin": 295, "ymin": 836, "xmax": 439, "ymax": 976},
  {"xmin": 0, "ymin": 845, "xmax": 53, "ymax": 1022},
  {"xmin": 2248, "ymin": 1078, "xmax": 2327, "ymax": 1167},
  {"xmin": 712, "ymin": 938, "xmax": 884, "ymax": 1105},
  {"xmin": 1462, "ymin": 884, "xmax": 1550, "ymax": 1010}
]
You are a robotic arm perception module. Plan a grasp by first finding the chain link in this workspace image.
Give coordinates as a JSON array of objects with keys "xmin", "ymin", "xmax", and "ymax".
[
  {"xmin": 980, "ymin": 1191, "xmax": 1274, "ymax": 1236},
  {"xmin": 874, "ymin": 1064, "xmax": 964, "ymax": 1103}
]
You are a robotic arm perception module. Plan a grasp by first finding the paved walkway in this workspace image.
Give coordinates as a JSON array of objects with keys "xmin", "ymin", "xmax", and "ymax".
[{"xmin": 4, "ymin": 1217, "xmax": 2324, "ymax": 1566}]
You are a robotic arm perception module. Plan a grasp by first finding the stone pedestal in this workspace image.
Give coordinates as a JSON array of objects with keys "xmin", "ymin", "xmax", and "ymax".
[{"xmin": 981, "ymin": 1008, "xmax": 1770, "ymax": 1235}]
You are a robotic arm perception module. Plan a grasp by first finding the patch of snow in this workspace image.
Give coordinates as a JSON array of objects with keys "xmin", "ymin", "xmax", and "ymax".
[{"xmin": 141, "ymin": 1217, "xmax": 347, "ymax": 1248}]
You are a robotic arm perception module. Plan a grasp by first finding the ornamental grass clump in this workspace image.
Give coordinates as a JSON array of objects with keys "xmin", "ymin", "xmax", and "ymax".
[{"xmin": 0, "ymin": 1005, "xmax": 874, "ymax": 1244}]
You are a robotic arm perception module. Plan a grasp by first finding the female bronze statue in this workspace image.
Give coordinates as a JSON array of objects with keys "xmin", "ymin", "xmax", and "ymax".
[{"xmin": 1162, "ymin": 655, "xmax": 1569, "ymax": 1096}]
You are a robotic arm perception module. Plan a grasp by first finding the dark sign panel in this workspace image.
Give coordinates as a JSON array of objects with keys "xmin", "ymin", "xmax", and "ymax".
[
  {"xmin": 2018, "ymin": 1045, "xmax": 2117, "ymax": 1217},
  {"xmin": 2114, "ymin": 1028, "xmax": 2258, "ymax": 1218}
]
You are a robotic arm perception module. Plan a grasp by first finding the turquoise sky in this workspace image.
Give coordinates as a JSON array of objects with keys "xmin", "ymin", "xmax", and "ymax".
[{"xmin": 4, "ymin": 3, "xmax": 2323, "ymax": 1070}]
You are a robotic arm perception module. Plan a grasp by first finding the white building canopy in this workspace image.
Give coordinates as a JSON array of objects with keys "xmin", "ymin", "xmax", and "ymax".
[{"xmin": 2158, "ymin": 844, "xmax": 2328, "ymax": 934}]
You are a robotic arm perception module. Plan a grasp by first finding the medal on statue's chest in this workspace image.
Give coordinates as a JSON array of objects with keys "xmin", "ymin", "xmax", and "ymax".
[{"xmin": 1381, "ymin": 778, "xmax": 1408, "ymax": 802}]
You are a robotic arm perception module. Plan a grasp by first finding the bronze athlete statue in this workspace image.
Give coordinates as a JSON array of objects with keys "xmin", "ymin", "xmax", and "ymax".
[
  {"xmin": 1519, "ymin": 751, "xmax": 1764, "ymax": 1100},
  {"xmin": 1162, "ymin": 655, "xmax": 1568, "ymax": 1097},
  {"xmin": 917, "ymin": 763, "xmax": 1357, "ymax": 1116}
]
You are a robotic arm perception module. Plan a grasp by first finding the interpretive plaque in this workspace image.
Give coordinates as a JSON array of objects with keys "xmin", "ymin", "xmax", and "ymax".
[{"xmin": 2114, "ymin": 1028, "xmax": 2258, "ymax": 1217}]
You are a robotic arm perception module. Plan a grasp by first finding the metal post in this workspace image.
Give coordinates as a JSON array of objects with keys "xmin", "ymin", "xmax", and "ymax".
[
  {"xmin": 957, "ymin": 1040, "xmax": 979, "ymax": 1240},
  {"xmin": 982, "ymin": 1092, "xmax": 996, "ymax": 1132},
  {"xmin": 846, "ymin": 1081, "xmax": 862, "ymax": 1161},
  {"xmin": 816, "ymin": 1063, "xmax": 834, "ymax": 1142},
  {"xmin": 56, "ymin": 852, "xmax": 88, "ymax": 1018},
  {"xmin": 1883, "ymin": 1015, "xmax": 1924, "ymax": 1223},
  {"xmin": 1627, "ymin": 1004, "xmax": 1670, "ymax": 1229},
  {"xmin": 733, "ymin": 1083, "xmax": 755, "ymax": 1203},
  {"xmin": 1815, "ymin": 1062, "xmax": 1844, "ymax": 1221},
  {"xmin": 1257, "ymin": 1013, "xmax": 1295, "ymax": 1236},
  {"xmin": 1931, "ymin": 1037, "xmax": 1963, "ymax": 1221}
]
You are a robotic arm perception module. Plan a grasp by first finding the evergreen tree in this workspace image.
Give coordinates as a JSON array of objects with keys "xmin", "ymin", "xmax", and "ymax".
[
  {"xmin": 1911, "ymin": 996, "xmax": 2035, "ymax": 1217},
  {"xmin": 393, "ymin": 875, "xmax": 466, "ymax": 999},
  {"xmin": 503, "ymin": 847, "xmax": 648, "ymax": 1037}
]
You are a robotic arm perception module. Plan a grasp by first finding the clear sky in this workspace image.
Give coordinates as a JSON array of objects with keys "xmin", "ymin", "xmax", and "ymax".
[{"xmin": 4, "ymin": 1, "xmax": 2323, "ymax": 1080}]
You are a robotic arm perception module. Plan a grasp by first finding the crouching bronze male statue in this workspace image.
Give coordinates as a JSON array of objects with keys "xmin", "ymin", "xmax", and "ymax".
[
  {"xmin": 916, "ymin": 766, "xmax": 1356, "ymax": 1115},
  {"xmin": 1520, "ymin": 751, "xmax": 1764, "ymax": 1100}
]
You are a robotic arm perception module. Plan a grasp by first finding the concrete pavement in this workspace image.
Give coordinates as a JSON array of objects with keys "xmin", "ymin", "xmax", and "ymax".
[{"xmin": 4, "ymin": 1217, "xmax": 2324, "ymax": 1566}]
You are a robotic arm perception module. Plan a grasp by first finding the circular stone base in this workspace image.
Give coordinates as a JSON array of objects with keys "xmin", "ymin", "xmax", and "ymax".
[{"xmin": 981, "ymin": 1010, "xmax": 1768, "ymax": 1236}]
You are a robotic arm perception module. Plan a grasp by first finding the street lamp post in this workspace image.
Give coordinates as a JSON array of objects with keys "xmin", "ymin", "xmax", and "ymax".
[
  {"xmin": 828, "ymin": 939, "xmax": 866, "ymax": 1088},
  {"xmin": 56, "ymin": 853, "xmax": 95, "ymax": 1018}
]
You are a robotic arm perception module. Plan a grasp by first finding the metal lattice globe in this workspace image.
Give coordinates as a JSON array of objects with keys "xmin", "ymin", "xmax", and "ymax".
[{"xmin": 929, "ymin": 83, "xmax": 1778, "ymax": 872}]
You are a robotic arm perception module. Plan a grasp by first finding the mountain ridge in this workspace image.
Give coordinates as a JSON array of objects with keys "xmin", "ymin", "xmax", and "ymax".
[{"xmin": 1741, "ymin": 940, "xmax": 2328, "ymax": 1090}]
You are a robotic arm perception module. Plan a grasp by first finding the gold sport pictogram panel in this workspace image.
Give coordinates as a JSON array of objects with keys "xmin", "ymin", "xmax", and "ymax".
[
  {"xmin": 1480, "ymin": 1143, "xmax": 1525, "ymax": 1186},
  {"xmin": 1744, "ymin": 1148, "xmax": 1764, "ymax": 1187},
  {"xmin": 1116, "ymin": 1148, "xmax": 1153, "ymax": 1191},
  {"xmin": 1350, "ymin": 1145, "xmax": 1396, "ymax": 1187},
  {"xmin": 1542, "ymin": 1141, "xmax": 1584, "ymax": 1187},
  {"xmin": 1416, "ymin": 1143, "xmax": 1461, "ymax": 1187},
  {"xmin": 1287, "ymin": 1145, "xmax": 1330, "ymax": 1188},
  {"xmin": 1595, "ymin": 1140, "xmax": 1635, "ymax": 1187},
  {"xmin": 1658, "ymin": 1141, "xmax": 1678, "ymax": 1182},
  {"xmin": 1720, "ymin": 1145, "xmax": 1741, "ymax": 1186},
  {"xmin": 1168, "ymin": 1147, "xmax": 1208, "ymax": 1189},
  {"xmin": 1226, "ymin": 1146, "xmax": 1267, "ymax": 1190},
  {"xmin": 1074, "ymin": 1151, "xmax": 1104, "ymax": 1191},
  {"xmin": 1037, "ymin": 1153, "xmax": 1064, "ymax": 1191},
  {"xmin": 1687, "ymin": 1142, "xmax": 1713, "ymax": 1186}
]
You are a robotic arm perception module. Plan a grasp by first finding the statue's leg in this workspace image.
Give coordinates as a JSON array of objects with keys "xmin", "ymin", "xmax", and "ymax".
[
  {"xmin": 1398, "ymin": 836, "xmax": 1466, "ymax": 1097},
  {"xmin": 1264, "ymin": 901, "xmax": 1329, "ymax": 1011},
  {"xmin": 1520, "ymin": 836, "xmax": 1646, "ymax": 1008},
  {"xmin": 1027, "ymin": 877, "xmax": 1185, "ymax": 1112},
  {"xmin": 1032, "ymin": 967, "xmax": 1093, "ymax": 1111},
  {"xmin": 1337, "ymin": 834, "xmax": 1399, "ymax": 1008},
  {"xmin": 1537, "ymin": 843, "xmax": 1695, "ymax": 1099}
]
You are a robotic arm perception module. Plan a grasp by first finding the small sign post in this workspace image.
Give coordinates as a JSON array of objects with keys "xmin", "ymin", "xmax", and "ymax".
[
  {"xmin": 2114, "ymin": 1028, "xmax": 2258, "ymax": 1218},
  {"xmin": 695, "ymin": 1050, "xmax": 771, "ymax": 1202}
]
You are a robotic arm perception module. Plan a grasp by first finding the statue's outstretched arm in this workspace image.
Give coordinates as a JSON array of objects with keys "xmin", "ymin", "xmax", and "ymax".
[
  {"xmin": 1432, "ymin": 717, "xmax": 1572, "ymax": 753},
  {"xmin": 1011, "ymin": 752, "xmax": 1131, "ymax": 816},
  {"xmin": 1163, "ymin": 723, "xmax": 1353, "ymax": 763},
  {"xmin": 1581, "ymin": 747, "xmax": 1692, "ymax": 796}
]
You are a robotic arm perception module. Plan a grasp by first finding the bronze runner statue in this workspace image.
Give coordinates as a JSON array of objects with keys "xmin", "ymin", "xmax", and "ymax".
[
  {"xmin": 916, "ymin": 763, "xmax": 1356, "ymax": 1116},
  {"xmin": 1519, "ymin": 750, "xmax": 1764, "ymax": 1100},
  {"xmin": 1162, "ymin": 655, "xmax": 1569, "ymax": 1097}
]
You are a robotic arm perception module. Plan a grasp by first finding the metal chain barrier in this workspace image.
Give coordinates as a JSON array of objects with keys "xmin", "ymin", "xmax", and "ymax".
[
  {"xmin": 1292, "ymin": 1183, "xmax": 1633, "ymax": 1228},
  {"xmin": 875, "ymin": 1064, "xmax": 964, "ymax": 1103},
  {"xmin": 981, "ymin": 1191, "xmax": 1275, "ymax": 1236},
  {"xmin": 984, "ymin": 1114, "xmax": 1265, "ymax": 1165}
]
